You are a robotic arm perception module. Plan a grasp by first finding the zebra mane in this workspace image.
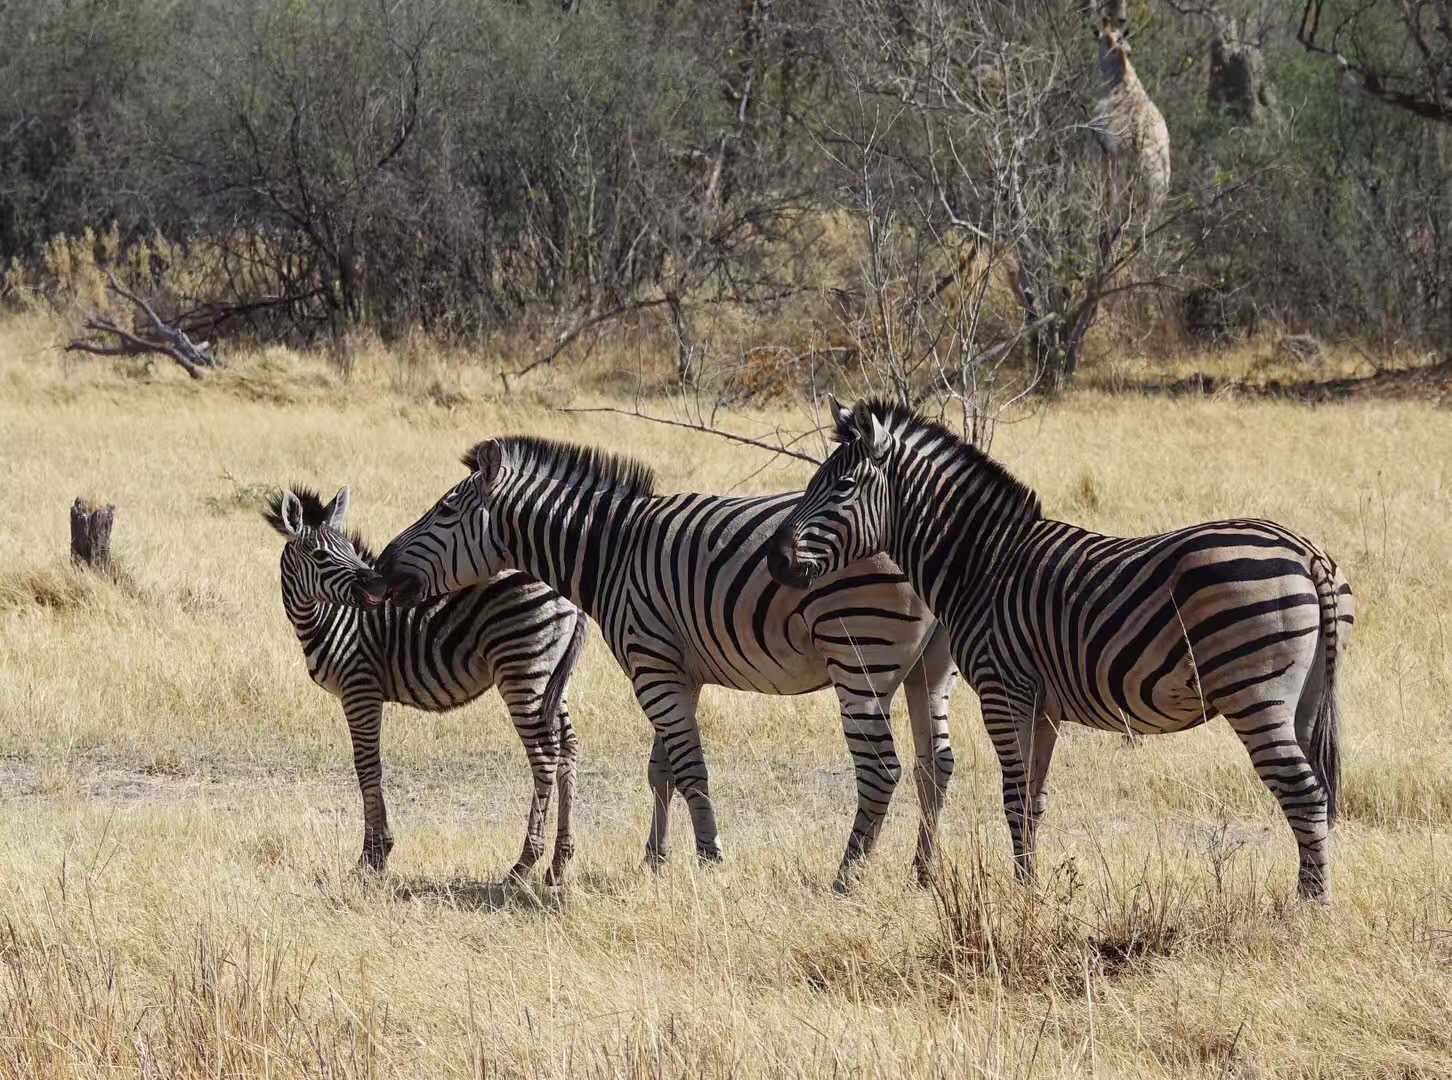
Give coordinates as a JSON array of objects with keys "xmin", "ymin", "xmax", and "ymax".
[
  {"xmin": 838, "ymin": 398, "xmax": 1042, "ymax": 516},
  {"xmin": 460, "ymin": 436, "xmax": 658, "ymax": 497},
  {"xmin": 262, "ymin": 486, "xmax": 378, "ymax": 564}
]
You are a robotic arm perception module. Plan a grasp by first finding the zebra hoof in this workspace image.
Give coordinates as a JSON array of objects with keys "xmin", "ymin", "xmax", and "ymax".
[
  {"xmin": 358, "ymin": 832, "xmax": 393, "ymax": 874},
  {"xmin": 642, "ymin": 849, "xmax": 669, "ymax": 872},
  {"xmin": 696, "ymin": 846, "xmax": 725, "ymax": 865},
  {"xmin": 1297, "ymin": 877, "xmax": 1331, "ymax": 905}
]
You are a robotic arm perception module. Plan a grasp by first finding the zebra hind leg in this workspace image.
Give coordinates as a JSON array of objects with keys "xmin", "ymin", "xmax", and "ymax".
[
  {"xmin": 1224, "ymin": 693, "xmax": 1332, "ymax": 902},
  {"xmin": 834, "ymin": 688, "xmax": 901, "ymax": 893},
  {"xmin": 545, "ymin": 707, "xmax": 579, "ymax": 887}
]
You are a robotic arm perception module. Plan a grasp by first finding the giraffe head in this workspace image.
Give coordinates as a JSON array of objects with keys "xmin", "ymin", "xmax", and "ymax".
[{"xmin": 1095, "ymin": 18, "xmax": 1134, "ymax": 83}]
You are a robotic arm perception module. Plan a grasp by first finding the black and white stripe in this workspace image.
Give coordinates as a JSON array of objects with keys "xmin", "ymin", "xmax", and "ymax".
[
  {"xmin": 767, "ymin": 399, "xmax": 1355, "ymax": 900},
  {"xmin": 365, "ymin": 439, "xmax": 960, "ymax": 889},
  {"xmin": 264, "ymin": 486, "xmax": 587, "ymax": 883}
]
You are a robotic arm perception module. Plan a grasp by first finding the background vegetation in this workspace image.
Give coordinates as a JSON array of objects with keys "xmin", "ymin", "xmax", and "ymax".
[{"xmin": 3, "ymin": 0, "xmax": 1448, "ymax": 403}]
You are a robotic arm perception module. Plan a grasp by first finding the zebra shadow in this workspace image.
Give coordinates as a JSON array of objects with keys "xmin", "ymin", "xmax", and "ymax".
[{"xmin": 386, "ymin": 874, "xmax": 567, "ymax": 915}]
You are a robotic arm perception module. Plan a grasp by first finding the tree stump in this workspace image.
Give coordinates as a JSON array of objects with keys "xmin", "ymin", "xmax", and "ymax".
[{"xmin": 70, "ymin": 498, "xmax": 116, "ymax": 572}]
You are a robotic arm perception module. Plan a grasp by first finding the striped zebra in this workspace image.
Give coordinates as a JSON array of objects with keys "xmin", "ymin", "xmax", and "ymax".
[
  {"xmin": 360, "ymin": 438, "xmax": 960, "ymax": 889},
  {"xmin": 265, "ymin": 486, "xmax": 588, "ymax": 883},
  {"xmin": 766, "ymin": 399, "xmax": 1354, "ymax": 900}
]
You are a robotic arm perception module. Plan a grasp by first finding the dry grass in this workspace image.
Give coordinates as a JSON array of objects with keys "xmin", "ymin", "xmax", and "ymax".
[{"xmin": 1, "ymin": 318, "xmax": 1450, "ymax": 1078}]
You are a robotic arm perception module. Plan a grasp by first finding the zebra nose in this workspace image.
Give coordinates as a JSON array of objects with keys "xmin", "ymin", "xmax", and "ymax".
[
  {"xmin": 766, "ymin": 525, "xmax": 810, "ymax": 589},
  {"xmin": 357, "ymin": 573, "xmax": 389, "ymax": 605}
]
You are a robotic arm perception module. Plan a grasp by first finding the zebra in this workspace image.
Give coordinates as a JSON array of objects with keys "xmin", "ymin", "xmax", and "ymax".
[
  {"xmin": 264, "ymin": 485, "xmax": 588, "ymax": 884},
  {"xmin": 358, "ymin": 438, "xmax": 960, "ymax": 890},
  {"xmin": 765, "ymin": 398, "xmax": 1354, "ymax": 901}
]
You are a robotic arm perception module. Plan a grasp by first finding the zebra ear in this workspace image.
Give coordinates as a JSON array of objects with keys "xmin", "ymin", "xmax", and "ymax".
[
  {"xmin": 827, "ymin": 393, "xmax": 857, "ymax": 444},
  {"xmin": 849, "ymin": 401, "xmax": 891, "ymax": 463},
  {"xmin": 279, "ymin": 489, "xmax": 304, "ymax": 538},
  {"xmin": 867, "ymin": 413, "xmax": 891, "ymax": 462},
  {"xmin": 324, "ymin": 486, "xmax": 350, "ymax": 530},
  {"xmin": 473, "ymin": 439, "xmax": 505, "ymax": 497}
]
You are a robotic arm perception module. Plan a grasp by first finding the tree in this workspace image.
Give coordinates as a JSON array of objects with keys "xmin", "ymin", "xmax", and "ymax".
[{"xmin": 1296, "ymin": 0, "xmax": 1452, "ymax": 124}]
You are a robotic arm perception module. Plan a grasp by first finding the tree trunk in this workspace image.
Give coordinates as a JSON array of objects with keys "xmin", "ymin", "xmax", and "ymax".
[
  {"xmin": 70, "ymin": 498, "xmax": 116, "ymax": 573},
  {"xmin": 1208, "ymin": 13, "xmax": 1275, "ymax": 123}
]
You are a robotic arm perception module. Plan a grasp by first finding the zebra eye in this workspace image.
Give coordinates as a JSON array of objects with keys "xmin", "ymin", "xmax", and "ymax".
[{"xmin": 836, "ymin": 474, "xmax": 858, "ymax": 492}]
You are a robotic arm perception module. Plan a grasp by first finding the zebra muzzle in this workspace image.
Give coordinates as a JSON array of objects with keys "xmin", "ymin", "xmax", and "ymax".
[
  {"xmin": 355, "ymin": 572, "xmax": 393, "ymax": 607},
  {"xmin": 381, "ymin": 569, "xmax": 430, "ymax": 607},
  {"xmin": 766, "ymin": 526, "xmax": 818, "ymax": 590}
]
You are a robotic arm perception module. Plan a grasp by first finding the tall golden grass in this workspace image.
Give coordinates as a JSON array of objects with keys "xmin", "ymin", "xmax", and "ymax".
[{"xmin": 1, "ymin": 318, "xmax": 1449, "ymax": 1077}]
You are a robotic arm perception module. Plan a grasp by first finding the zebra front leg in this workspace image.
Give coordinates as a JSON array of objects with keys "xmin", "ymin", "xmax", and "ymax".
[
  {"xmin": 342, "ymin": 694, "xmax": 393, "ymax": 872},
  {"xmin": 834, "ymin": 687, "xmax": 901, "ymax": 892},
  {"xmin": 982, "ymin": 689, "xmax": 1055, "ymax": 883},
  {"xmin": 645, "ymin": 734, "xmax": 677, "ymax": 868},
  {"xmin": 639, "ymin": 683, "xmax": 722, "ymax": 864},
  {"xmin": 545, "ymin": 707, "xmax": 579, "ymax": 886},
  {"xmin": 501, "ymin": 676, "xmax": 561, "ymax": 882},
  {"xmin": 1019, "ymin": 714, "xmax": 1058, "ymax": 881},
  {"xmin": 904, "ymin": 633, "xmax": 958, "ymax": 886}
]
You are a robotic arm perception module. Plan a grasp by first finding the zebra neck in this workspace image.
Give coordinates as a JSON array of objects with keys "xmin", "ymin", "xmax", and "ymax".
[
  {"xmin": 884, "ymin": 446, "xmax": 1040, "ymax": 618},
  {"xmin": 282, "ymin": 592, "xmax": 361, "ymax": 652},
  {"xmin": 497, "ymin": 486, "xmax": 640, "ymax": 619}
]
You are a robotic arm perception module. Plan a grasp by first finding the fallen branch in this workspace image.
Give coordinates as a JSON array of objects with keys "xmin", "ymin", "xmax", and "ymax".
[
  {"xmin": 554, "ymin": 405, "xmax": 823, "ymax": 465},
  {"xmin": 65, "ymin": 274, "xmax": 218, "ymax": 379}
]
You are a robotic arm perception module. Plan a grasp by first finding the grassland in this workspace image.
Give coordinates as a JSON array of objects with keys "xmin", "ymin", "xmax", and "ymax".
[{"xmin": 1, "ymin": 316, "xmax": 1450, "ymax": 1078}]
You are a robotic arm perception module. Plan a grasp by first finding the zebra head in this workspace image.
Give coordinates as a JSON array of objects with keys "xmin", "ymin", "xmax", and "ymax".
[
  {"xmin": 767, "ymin": 397, "xmax": 894, "ymax": 590},
  {"xmin": 363, "ymin": 443, "xmax": 508, "ymax": 607},
  {"xmin": 264, "ymin": 487, "xmax": 379, "ymax": 608}
]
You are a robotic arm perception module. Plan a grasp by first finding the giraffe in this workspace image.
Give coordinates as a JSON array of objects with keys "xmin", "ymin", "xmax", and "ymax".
[{"xmin": 1091, "ymin": 18, "xmax": 1171, "ymax": 222}]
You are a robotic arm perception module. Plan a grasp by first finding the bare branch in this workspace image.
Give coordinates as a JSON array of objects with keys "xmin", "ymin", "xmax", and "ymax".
[
  {"xmin": 1296, "ymin": 0, "xmax": 1452, "ymax": 124},
  {"xmin": 554, "ymin": 405, "xmax": 823, "ymax": 466}
]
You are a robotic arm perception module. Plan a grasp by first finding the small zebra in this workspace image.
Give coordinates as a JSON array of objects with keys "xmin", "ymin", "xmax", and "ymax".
[
  {"xmin": 265, "ymin": 486, "xmax": 587, "ymax": 883},
  {"xmin": 766, "ymin": 399, "xmax": 1354, "ymax": 900},
  {"xmin": 360, "ymin": 439, "xmax": 960, "ymax": 890}
]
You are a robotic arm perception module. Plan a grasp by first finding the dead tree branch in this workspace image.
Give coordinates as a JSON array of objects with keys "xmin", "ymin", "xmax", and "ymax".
[{"xmin": 65, "ymin": 275, "xmax": 219, "ymax": 379}]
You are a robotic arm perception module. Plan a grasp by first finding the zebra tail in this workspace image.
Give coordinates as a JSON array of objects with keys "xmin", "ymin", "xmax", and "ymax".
[
  {"xmin": 540, "ymin": 608, "xmax": 590, "ymax": 733},
  {"xmin": 1309, "ymin": 555, "xmax": 1347, "ymax": 827}
]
